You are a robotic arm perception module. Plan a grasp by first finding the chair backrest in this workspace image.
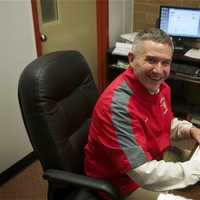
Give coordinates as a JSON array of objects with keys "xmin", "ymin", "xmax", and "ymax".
[{"xmin": 18, "ymin": 51, "xmax": 99, "ymax": 174}]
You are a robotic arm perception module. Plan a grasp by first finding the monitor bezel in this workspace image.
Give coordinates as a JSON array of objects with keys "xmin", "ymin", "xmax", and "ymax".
[{"xmin": 159, "ymin": 6, "xmax": 200, "ymax": 40}]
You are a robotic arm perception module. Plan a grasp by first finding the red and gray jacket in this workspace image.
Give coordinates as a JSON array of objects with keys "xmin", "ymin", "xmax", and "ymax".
[{"xmin": 84, "ymin": 66, "xmax": 173, "ymax": 197}]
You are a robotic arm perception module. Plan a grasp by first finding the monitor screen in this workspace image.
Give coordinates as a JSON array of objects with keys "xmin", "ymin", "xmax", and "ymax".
[{"xmin": 159, "ymin": 6, "xmax": 200, "ymax": 39}]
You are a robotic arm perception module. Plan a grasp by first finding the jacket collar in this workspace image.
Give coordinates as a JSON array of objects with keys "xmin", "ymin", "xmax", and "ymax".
[{"xmin": 123, "ymin": 66, "xmax": 165, "ymax": 104}]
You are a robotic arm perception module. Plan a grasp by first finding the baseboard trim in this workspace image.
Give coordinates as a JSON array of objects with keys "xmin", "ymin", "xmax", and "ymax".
[{"xmin": 0, "ymin": 151, "xmax": 37, "ymax": 186}]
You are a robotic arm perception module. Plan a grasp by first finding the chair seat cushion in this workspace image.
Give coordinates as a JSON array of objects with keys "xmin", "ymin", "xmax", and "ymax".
[{"xmin": 66, "ymin": 188, "xmax": 100, "ymax": 200}]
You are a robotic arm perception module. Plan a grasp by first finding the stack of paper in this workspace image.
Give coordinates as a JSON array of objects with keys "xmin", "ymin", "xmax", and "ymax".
[
  {"xmin": 184, "ymin": 48, "xmax": 200, "ymax": 59},
  {"xmin": 190, "ymin": 145, "xmax": 200, "ymax": 161},
  {"xmin": 120, "ymin": 32, "xmax": 138, "ymax": 42},
  {"xmin": 157, "ymin": 193, "xmax": 192, "ymax": 200},
  {"xmin": 112, "ymin": 42, "xmax": 132, "ymax": 56}
]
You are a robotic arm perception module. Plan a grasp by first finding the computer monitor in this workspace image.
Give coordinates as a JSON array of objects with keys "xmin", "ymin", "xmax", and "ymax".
[{"xmin": 159, "ymin": 6, "xmax": 200, "ymax": 50}]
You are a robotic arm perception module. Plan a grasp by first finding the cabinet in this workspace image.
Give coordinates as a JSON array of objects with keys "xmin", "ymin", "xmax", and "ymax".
[{"xmin": 106, "ymin": 48, "xmax": 200, "ymax": 127}]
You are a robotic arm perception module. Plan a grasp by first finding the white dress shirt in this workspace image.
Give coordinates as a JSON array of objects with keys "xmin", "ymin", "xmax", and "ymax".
[{"xmin": 127, "ymin": 118, "xmax": 200, "ymax": 191}]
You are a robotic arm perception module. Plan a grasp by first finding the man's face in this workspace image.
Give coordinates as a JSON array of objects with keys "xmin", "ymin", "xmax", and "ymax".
[{"xmin": 129, "ymin": 40, "xmax": 172, "ymax": 93}]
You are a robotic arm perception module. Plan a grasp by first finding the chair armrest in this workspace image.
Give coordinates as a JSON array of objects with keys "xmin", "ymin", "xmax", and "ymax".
[{"xmin": 43, "ymin": 169, "xmax": 122, "ymax": 200}]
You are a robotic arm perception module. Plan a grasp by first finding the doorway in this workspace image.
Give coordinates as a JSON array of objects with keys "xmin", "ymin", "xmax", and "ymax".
[{"xmin": 32, "ymin": 0, "xmax": 98, "ymax": 82}]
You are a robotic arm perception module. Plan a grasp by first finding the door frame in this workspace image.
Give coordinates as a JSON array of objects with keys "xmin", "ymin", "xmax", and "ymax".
[
  {"xmin": 31, "ymin": 0, "xmax": 42, "ymax": 57},
  {"xmin": 31, "ymin": 0, "xmax": 108, "ymax": 91},
  {"xmin": 96, "ymin": 0, "xmax": 108, "ymax": 91}
]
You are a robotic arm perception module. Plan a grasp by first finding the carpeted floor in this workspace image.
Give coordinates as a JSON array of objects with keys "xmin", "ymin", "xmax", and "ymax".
[{"xmin": 0, "ymin": 160, "xmax": 48, "ymax": 200}]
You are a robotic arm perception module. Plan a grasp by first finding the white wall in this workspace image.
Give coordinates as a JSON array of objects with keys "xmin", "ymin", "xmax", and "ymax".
[
  {"xmin": 109, "ymin": 0, "xmax": 133, "ymax": 47},
  {"xmin": 0, "ymin": 0, "xmax": 36, "ymax": 173}
]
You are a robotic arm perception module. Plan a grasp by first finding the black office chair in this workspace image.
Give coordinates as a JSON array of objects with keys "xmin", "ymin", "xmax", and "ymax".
[{"xmin": 18, "ymin": 51, "xmax": 121, "ymax": 200}]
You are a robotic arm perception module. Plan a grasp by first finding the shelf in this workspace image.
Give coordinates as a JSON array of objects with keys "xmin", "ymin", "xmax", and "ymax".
[
  {"xmin": 110, "ymin": 64, "xmax": 127, "ymax": 70},
  {"xmin": 108, "ymin": 66, "xmax": 200, "ymax": 84},
  {"xmin": 170, "ymin": 73, "xmax": 200, "ymax": 84},
  {"xmin": 109, "ymin": 59, "xmax": 129, "ymax": 70}
]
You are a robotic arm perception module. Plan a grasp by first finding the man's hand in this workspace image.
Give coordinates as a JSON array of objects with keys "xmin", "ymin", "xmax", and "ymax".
[{"xmin": 190, "ymin": 127, "xmax": 200, "ymax": 145}]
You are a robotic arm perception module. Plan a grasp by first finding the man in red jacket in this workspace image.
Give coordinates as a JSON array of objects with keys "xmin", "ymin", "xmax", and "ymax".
[{"xmin": 84, "ymin": 28, "xmax": 200, "ymax": 200}]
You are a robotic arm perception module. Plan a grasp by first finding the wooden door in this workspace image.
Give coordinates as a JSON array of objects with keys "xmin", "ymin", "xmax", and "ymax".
[{"xmin": 35, "ymin": 0, "xmax": 98, "ymax": 81}]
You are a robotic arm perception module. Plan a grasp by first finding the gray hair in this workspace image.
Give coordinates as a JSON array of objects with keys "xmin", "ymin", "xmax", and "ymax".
[{"xmin": 132, "ymin": 27, "xmax": 174, "ymax": 53}]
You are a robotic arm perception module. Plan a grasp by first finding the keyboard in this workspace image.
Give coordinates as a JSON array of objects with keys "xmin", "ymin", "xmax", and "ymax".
[{"xmin": 171, "ymin": 62, "xmax": 200, "ymax": 77}]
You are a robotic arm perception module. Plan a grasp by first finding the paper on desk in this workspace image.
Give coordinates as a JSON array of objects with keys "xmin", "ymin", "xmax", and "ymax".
[
  {"xmin": 190, "ymin": 145, "xmax": 200, "ymax": 161},
  {"xmin": 120, "ymin": 32, "xmax": 138, "ymax": 42},
  {"xmin": 184, "ymin": 48, "xmax": 200, "ymax": 59},
  {"xmin": 157, "ymin": 193, "xmax": 192, "ymax": 200},
  {"xmin": 112, "ymin": 42, "xmax": 132, "ymax": 56}
]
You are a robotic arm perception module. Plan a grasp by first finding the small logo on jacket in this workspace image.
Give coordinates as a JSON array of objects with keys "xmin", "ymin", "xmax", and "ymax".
[{"xmin": 160, "ymin": 97, "xmax": 168, "ymax": 115}]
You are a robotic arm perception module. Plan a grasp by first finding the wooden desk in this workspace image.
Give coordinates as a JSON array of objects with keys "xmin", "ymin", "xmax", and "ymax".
[
  {"xmin": 157, "ymin": 183, "xmax": 200, "ymax": 200},
  {"xmin": 170, "ymin": 183, "xmax": 200, "ymax": 199}
]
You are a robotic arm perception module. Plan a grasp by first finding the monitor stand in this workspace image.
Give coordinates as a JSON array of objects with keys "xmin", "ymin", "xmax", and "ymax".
[
  {"xmin": 174, "ymin": 45, "xmax": 184, "ymax": 51},
  {"xmin": 174, "ymin": 45, "xmax": 187, "ymax": 54},
  {"xmin": 173, "ymin": 38, "xmax": 187, "ymax": 54}
]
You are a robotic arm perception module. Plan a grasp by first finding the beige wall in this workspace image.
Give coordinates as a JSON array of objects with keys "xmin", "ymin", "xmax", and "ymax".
[
  {"xmin": 133, "ymin": 0, "xmax": 200, "ymax": 31},
  {"xmin": 109, "ymin": 0, "xmax": 133, "ymax": 47},
  {"xmin": 0, "ymin": 0, "xmax": 35, "ymax": 173}
]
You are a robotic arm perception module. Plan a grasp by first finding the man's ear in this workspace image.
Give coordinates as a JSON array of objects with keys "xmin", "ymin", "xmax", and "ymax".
[{"xmin": 128, "ymin": 52, "xmax": 134, "ymax": 63}]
